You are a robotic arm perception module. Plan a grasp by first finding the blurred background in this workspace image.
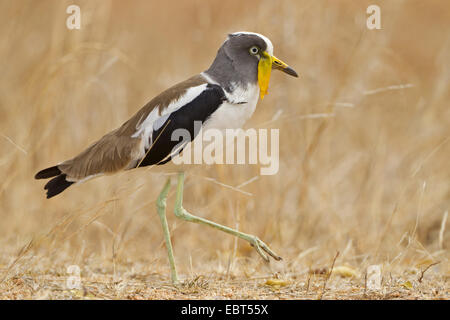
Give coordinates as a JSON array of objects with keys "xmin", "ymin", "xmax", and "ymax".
[{"xmin": 0, "ymin": 0, "xmax": 448, "ymax": 291}]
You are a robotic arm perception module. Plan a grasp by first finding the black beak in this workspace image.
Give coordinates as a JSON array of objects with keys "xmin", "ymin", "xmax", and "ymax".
[{"xmin": 281, "ymin": 66, "xmax": 298, "ymax": 78}]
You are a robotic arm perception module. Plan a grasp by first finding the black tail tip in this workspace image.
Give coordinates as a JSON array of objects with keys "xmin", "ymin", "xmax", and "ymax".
[
  {"xmin": 35, "ymin": 166, "xmax": 61, "ymax": 179},
  {"xmin": 43, "ymin": 174, "xmax": 74, "ymax": 198}
]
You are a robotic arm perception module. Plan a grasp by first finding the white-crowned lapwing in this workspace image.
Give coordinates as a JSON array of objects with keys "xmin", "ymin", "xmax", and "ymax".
[{"xmin": 35, "ymin": 32, "xmax": 298, "ymax": 283}]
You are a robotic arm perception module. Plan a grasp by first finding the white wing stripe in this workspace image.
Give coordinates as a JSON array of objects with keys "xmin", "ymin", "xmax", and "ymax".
[
  {"xmin": 161, "ymin": 83, "xmax": 208, "ymax": 118},
  {"xmin": 153, "ymin": 113, "xmax": 170, "ymax": 131},
  {"xmin": 131, "ymin": 83, "xmax": 208, "ymax": 151}
]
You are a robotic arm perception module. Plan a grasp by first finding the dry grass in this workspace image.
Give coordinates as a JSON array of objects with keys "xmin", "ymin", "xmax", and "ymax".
[{"xmin": 0, "ymin": 0, "xmax": 448, "ymax": 299}]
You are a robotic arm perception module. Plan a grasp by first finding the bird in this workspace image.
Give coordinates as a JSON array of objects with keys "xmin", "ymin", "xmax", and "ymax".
[{"xmin": 35, "ymin": 31, "xmax": 298, "ymax": 284}]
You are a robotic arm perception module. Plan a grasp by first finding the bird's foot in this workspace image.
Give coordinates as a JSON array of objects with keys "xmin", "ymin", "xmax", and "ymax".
[{"xmin": 249, "ymin": 236, "xmax": 282, "ymax": 262}]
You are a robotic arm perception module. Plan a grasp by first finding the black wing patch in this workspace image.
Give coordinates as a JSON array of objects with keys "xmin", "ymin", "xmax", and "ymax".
[{"xmin": 137, "ymin": 84, "xmax": 226, "ymax": 167}]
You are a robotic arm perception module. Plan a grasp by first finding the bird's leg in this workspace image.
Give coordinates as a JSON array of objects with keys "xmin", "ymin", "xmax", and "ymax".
[
  {"xmin": 156, "ymin": 177, "xmax": 179, "ymax": 284},
  {"xmin": 173, "ymin": 172, "xmax": 281, "ymax": 262}
]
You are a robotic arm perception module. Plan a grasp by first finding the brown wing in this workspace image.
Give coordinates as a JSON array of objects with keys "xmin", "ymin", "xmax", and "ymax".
[
  {"xmin": 38, "ymin": 74, "xmax": 207, "ymax": 183},
  {"xmin": 57, "ymin": 129, "xmax": 142, "ymax": 180}
]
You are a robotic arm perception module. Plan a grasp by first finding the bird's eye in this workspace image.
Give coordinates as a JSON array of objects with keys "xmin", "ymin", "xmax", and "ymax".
[{"xmin": 249, "ymin": 46, "xmax": 259, "ymax": 55}]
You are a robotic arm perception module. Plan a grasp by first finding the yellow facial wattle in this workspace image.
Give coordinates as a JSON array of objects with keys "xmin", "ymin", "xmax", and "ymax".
[{"xmin": 258, "ymin": 53, "xmax": 273, "ymax": 100}]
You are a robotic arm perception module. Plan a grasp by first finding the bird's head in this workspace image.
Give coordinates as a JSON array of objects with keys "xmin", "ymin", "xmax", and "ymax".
[{"xmin": 221, "ymin": 32, "xmax": 298, "ymax": 99}]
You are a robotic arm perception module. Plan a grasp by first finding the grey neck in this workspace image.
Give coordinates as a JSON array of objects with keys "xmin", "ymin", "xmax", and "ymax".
[{"xmin": 204, "ymin": 47, "xmax": 257, "ymax": 93}]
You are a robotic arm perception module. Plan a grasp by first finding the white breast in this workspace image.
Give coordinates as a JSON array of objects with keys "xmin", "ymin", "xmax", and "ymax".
[
  {"xmin": 202, "ymin": 83, "xmax": 260, "ymax": 132},
  {"xmin": 183, "ymin": 83, "xmax": 260, "ymax": 165}
]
